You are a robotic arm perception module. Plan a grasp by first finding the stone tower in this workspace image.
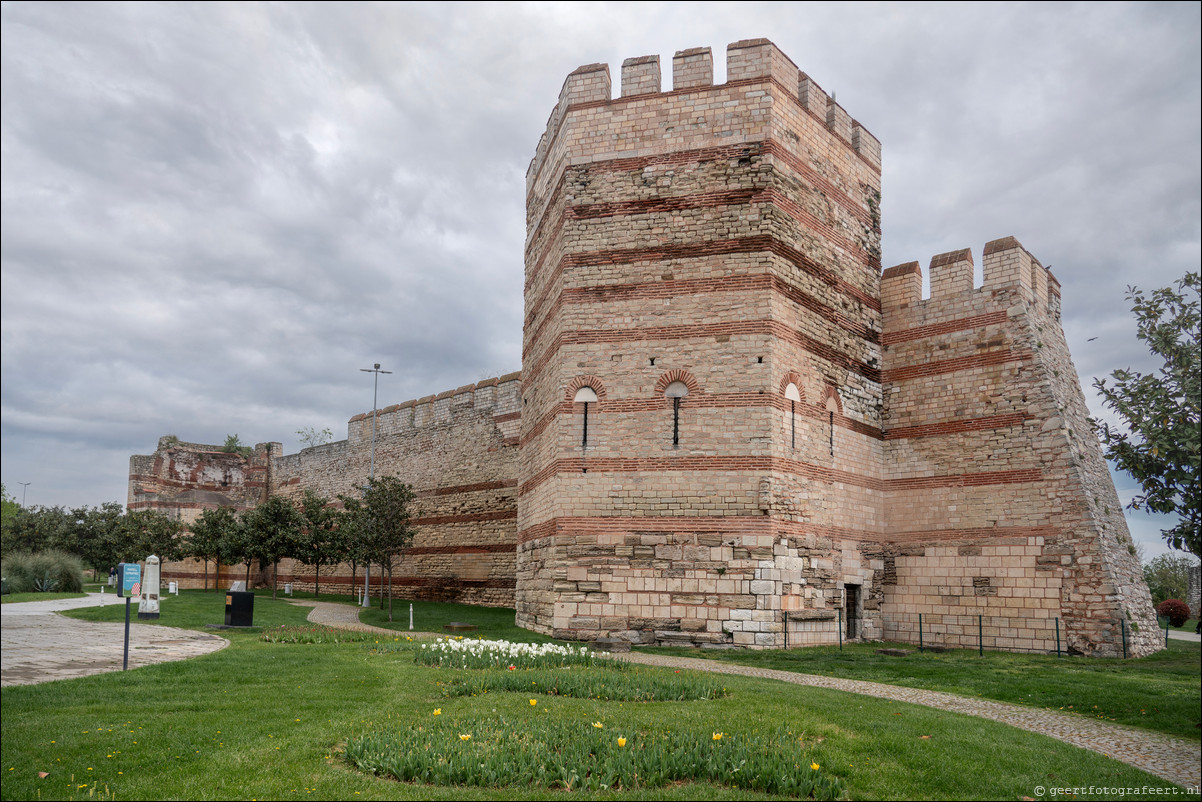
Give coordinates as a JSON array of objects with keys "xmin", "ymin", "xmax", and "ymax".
[
  {"xmin": 517, "ymin": 39, "xmax": 887, "ymax": 647},
  {"xmin": 516, "ymin": 38, "xmax": 1159, "ymax": 657}
]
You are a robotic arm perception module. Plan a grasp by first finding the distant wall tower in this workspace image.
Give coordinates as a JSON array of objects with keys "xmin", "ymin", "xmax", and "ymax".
[{"xmin": 517, "ymin": 40, "xmax": 886, "ymax": 646}]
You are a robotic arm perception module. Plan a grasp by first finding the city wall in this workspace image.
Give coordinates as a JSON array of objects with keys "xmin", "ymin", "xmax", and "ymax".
[{"xmin": 128, "ymin": 39, "xmax": 1160, "ymax": 657}]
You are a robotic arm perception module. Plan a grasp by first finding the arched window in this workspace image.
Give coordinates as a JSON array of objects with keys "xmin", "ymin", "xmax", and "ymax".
[
  {"xmin": 784, "ymin": 382, "xmax": 801, "ymax": 450},
  {"xmin": 664, "ymin": 381, "xmax": 689, "ymax": 446},
  {"xmin": 574, "ymin": 386, "xmax": 599, "ymax": 447}
]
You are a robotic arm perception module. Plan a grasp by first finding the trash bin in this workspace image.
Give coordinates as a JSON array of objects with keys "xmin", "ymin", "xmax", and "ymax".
[{"xmin": 225, "ymin": 591, "xmax": 254, "ymax": 627}]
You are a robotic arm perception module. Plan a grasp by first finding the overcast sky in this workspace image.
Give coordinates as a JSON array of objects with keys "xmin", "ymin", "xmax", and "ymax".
[{"xmin": 2, "ymin": 2, "xmax": 1198, "ymax": 558}]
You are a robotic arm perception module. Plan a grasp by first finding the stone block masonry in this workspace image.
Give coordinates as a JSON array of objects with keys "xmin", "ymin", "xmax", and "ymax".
[
  {"xmin": 515, "ymin": 39, "xmax": 1159, "ymax": 656},
  {"xmin": 129, "ymin": 38, "xmax": 1160, "ymax": 656}
]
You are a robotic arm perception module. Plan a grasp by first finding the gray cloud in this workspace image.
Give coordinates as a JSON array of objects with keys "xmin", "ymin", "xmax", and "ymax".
[{"xmin": 2, "ymin": 2, "xmax": 1198, "ymax": 558}]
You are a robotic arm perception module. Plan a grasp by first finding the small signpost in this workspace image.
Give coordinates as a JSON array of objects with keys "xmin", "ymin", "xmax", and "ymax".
[{"xmin": 117, "ymin": 562, "xmax": 141, "ymax": 670}]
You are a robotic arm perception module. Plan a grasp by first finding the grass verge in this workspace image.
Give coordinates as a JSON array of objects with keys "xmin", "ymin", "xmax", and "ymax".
[
  {"xmin": 2, "ymin": 626, "xmax": 1196, "ymax": 801},
  {"xmin": 638, "ymin": 639, "xmax": 1202, "ymax": 741}
]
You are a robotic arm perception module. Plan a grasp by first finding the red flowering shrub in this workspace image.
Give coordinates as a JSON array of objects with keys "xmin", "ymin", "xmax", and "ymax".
[{"xmin": 1156, "ymin": 599, "xmax": 1191, "ymax": 627}]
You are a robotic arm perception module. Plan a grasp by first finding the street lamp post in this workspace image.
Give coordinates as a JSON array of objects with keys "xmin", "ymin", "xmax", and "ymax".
[{"xmin": 359, "ymin": 363, "xmax": 392, "ymax": 608}]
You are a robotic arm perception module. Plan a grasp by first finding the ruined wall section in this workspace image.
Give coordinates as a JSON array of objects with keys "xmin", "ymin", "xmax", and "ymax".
[
  {"xmin": 128, "ymin": 437, "xmax": 272, "ymax": 522},
  {"xmin": 519, "ymin": 39, "xmax": 885, "ymax": 647},
  {"xmin": 879, "ymin": 238, "xmax": 1159, "ymax": 656}
]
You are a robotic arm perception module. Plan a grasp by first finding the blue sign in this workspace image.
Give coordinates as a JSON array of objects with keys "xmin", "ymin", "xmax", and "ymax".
[{"xmin": 120, "ymin": 563, "xmax": 141, "ymax": 597}]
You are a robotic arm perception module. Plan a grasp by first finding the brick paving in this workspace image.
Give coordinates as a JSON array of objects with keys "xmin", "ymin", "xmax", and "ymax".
[
  {"xmin": 1, "ymin": 594, "xmax": 228, "ymax": 687},
  {"xmin": 296, "ymin": 600, "xmax": 1201, "ymax": 790}
]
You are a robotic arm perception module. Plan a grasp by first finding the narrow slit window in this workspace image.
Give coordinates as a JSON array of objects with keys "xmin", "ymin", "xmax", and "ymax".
[
  {"xmin": 664, "ymin": 381, "xmax": 689, "ymax": 446},
  {"xmin": 785, "ymin": 383, "xmax": 801, "ymax": 450},
  {"xmin": 574, "ymin": 387, "xmax": 599, "ymax": 448},
  {"xmin": 829, "ymin": 411, "xmax": 835, "ymax": 455}
]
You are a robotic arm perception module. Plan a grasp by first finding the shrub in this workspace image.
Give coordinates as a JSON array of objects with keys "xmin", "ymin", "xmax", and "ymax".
[
  {"xmin": 1155, "ymin": 598, "xmax": 1191, "ymax": 627},
  {"xmin": 1, "ymin": 550, "xmax": 84, "ymax": 594}
]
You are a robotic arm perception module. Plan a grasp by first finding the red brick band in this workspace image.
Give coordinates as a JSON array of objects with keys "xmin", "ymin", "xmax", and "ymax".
[
  {"xmin": 881, "ymin": 349, "xmax": 1029, "ymax": 383},
  {"xmin": 411, "ymin": 510, "xmax": 516, "ymax": 527},
  {"xmin": 518, "ymin": 455, "xmax": 1042, "ymax": 497},
  {"xmin": 882, "ymin": 311, "xmax": 1009, "ymax": 346},
  {"xmin": 883, "ymin": 413, "xmax": 1030, "ymax": 440},
  {"xmin": 416, "ymin": 479, "xmax": 518, "ymax": 498},
  {"xmin": 516, "ymin": 516, "xmax": 1053, "ymax": 546}
]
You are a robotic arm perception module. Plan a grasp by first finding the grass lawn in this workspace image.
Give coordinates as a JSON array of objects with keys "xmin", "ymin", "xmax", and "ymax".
[
  {"xmin": 639, "ymin": 638, "xmax": 1202, "ymax": 742},
  {"xmin": 0, "ymin": 591, "xmax": 1196, "ymax": 800},
  {"xmin": 1, "ymin": 591, "xmax": 88, "ymax": 604}
]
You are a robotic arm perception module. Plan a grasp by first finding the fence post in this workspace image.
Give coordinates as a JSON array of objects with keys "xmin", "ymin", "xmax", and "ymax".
[
  {"xmin": 919, "ymin": 613, "xmax": 923, "ymax": 652},
  {"xmin": 978, "ymin": 614, "xmax": 983, "ymax": 656},
  {"xmin": 1055, "ymin": 617, "xmax": 1061, "ymax": 658},
  {"xmin": 1164, "ymin": 616, "xmax": 1169, "ymax": 648},
  {"xmin": 1121, "ymin": 619, "xmax": 1127, "ymax": 659},
  {"xmin": 838, "ymin": 608, "xmax": 843, "ymax": 651}
]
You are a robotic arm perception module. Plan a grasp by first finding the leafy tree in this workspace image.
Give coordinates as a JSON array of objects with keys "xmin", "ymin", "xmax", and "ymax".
[
  {"xmin": 63, "ymin": 503, "xmax": 127, "ymax": 577},
  {"xmin": 122, "ymin": 509, "xmax": 186, "ymax": 563},
  {"xmin": 187, "ymin": 507, "xmax": 241, "ymax": 591},
  {"xmin": 4, "ymin": 505, "xmax": 72, "ymax": 557},
  {"xmin": 226, "ymin": 510, "xmax": 259, "ymax": 585},
  {"xmin": 1142, "ymin": 552, "xmax": 1200, "ymax": 606},
  {"xmin": 294, "ymin": 489, "xmax": 344, "ymax": 598},
  {"xmin": 340, "ymin": 475, "xmax": 416, "ymax": 622},
  {"xmin": 1094, "ymin": 272, "xmax": 1201, "ymax": 557},
  {"xmin": 242, "ymin": 496, "xmax": 306, "ymax": 599},
  {"xmin": 296, "ymin": 427, "xmax": 334, "ymax": 449},
  {"xmin": 0, "ymin": 484, "xmax": 21, "ymax": 554}
]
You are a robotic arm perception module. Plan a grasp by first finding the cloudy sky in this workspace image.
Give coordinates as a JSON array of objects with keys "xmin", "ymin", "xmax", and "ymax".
[{"xmin": 2, "ymin": 2, "xmax": 1198, "ymax": 557}]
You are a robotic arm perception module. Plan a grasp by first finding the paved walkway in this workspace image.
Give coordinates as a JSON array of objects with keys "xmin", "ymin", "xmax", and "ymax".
[
  {"xmin": 297, "ymin": 600, "xmax": 1200, "ymax": 791},
  {"xmin": 290, "ymin": 599, "xmax": 438, "ymax": 636},
  {"xmin": 1, "ymin": 594, "xmax": 228, "ymax": 687}
]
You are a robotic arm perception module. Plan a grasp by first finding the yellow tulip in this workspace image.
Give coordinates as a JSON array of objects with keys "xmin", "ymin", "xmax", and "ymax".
[
  {"xmin": 617, "ymin": 737, "xmax": 627, "ymax": 747},
  {"xmin": 529, "ymin": 699, "xmax": 537, "ymax": 706},
  {"xmin": 712, "ymin": 732, "xmax": 723, "ymax": 741},
  {"xmin": 433, "ymin": 709, "xmax": 441, "ymax": 716},
  {"xmin": 811, "ymin": 761, "xmax": 820, "ymax": 770},
  {"xmin": 459, "ymin": 734, "xmax": 471, "ymax": 741},
  {"xmin": 593, "ymin": 722, "xmax": 604, "ymax": 729}
]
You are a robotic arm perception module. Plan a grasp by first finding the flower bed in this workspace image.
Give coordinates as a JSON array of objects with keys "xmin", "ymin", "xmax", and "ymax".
[{"xmin": 345, "ymin": 716, "xmax": 843, "ymax": 798}]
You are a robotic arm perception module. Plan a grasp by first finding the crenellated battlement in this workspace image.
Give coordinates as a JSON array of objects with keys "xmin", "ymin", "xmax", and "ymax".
[
  {"xmin": 527, "ymin": 38, "xmax": 881, "ymax": 198},
  {"xmin": 881, "ymin": 236, "xmax": 1061, "ymax": 322},
  {"xmin": 347, "ymin": 371, "xmax": 521, "ymax": 444}
]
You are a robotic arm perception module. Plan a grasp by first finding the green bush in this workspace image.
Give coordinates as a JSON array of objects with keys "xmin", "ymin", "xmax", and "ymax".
[{"xmin": 1, "ymin": 550, "xmax": 84, "ymax": 594}]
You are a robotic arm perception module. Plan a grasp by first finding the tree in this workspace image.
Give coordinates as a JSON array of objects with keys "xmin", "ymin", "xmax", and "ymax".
[
  {"xmin": 242, "ymin": 496, "xmax": 306, "ymax": 599},
  {"xmin": 63, "ymin": 503, "xmax": 126, "ymax": 577},
  {"xmin": 187, "ymin": 507, "xmax": 241, "ymax": 591},
  {"xmin": 1142, "ymin": 552, "xmax": 1200, "ymax": 606},
  {"xmin": 1094, "ymin": 272, "xmax": 1201, "ymax": 558},
  {"xmin": 340, "ymin": 475, "xmax": 416, "ymax": 622},
  {"xmin": 4, "ymin": 505, "xmax": 72, "ymax": 557},
  {"xmin": 294, "ymin": 490, "xmax": 343, "ymax": 598},
  {"xmin": 296, "ymin": 427, "xmax": 334, "ymax": 449},
  {"xmin": 123, "ymin": 509, "xmax": 186, "ymax": 563},
  {"xmin": 226, "ymin": 511, "xmax": 259, "ymax": 585},
  {"xmin": 0, "ymin": 485, "xmax": 21, "ymax": 554}
]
